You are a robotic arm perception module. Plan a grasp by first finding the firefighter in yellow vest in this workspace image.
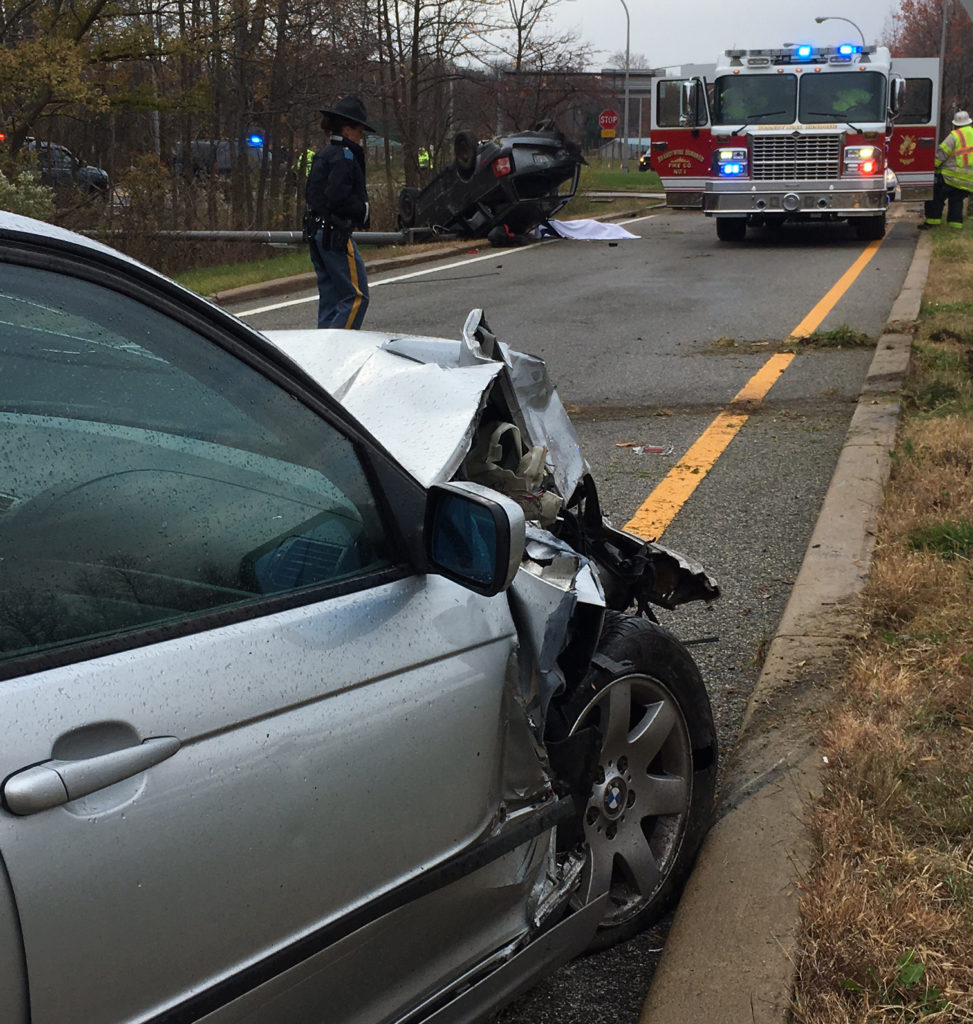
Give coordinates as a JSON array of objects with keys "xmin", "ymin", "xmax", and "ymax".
[{"xmin": 921, "ymin": 110, "xmax": 973, "ymax": 229}]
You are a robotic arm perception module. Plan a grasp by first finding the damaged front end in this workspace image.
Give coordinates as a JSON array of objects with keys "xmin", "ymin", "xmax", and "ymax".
[
  {"xmin": 395, "ymin": 311, "xmax": 720, "ymax": 940},
  {"xmin": 267, "ymin": 309, "xmax": 720, "ymax": 947}
]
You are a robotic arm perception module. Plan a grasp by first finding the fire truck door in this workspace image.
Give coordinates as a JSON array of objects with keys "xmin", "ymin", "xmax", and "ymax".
[
  {"xmin": 650, "ymin": 75, "xmax": 712, "ymax": 208},
  {"xmin": 888, "ymin": 57, "xmax": 940, "ymax": 201}
]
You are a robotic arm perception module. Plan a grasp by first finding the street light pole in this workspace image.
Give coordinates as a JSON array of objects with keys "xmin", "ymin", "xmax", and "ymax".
[
  {"xmin": 619, "ymin": 0, "xmax": 630, "ymax": 171},
  {"xmin": 938, "ymin": 0, "xmax": 952, "ymax": 137},
  {"xmin": 814, "ymin": 15, "xmax": 867, "ymax": 49}
]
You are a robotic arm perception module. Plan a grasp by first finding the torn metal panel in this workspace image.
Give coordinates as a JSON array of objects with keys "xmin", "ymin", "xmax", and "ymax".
[
  {"xmin": 461, "ymin": 310, "xmax": 588, "ymax": 501},
  {"xmin": 555, "ymin": 475, "xmax": 720, "ymax": 614},
  {"xmin": 266, "ymin": 328, "xmax": 502, "ymax": 488},
  {"xmin": 495, "ymin": 649, "xmax": 557, "ymax": 809},
  {"xmin": 600, "ymin": 521, "xmax": 721, "ymax": 609},
  {"xmin": 508, "ymin": 526, "xmax": 606, "ymax": 731},
  {"xmin": 506, "ymin": 348, "xmax": 587, "ymax": 501}
]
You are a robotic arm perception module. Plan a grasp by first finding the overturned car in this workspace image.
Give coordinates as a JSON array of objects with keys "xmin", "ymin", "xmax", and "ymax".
[
  {"xmin": 0, "ymin": 207, "xmax": 718, "ymax": 1024},
  {"xmin": 397, "ymin": 125, "xmax": 585, "ymax": 244}
]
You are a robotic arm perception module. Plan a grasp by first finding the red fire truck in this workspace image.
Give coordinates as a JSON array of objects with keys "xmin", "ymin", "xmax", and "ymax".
[{"xmin": 649, "ymin": 45, "xmax": 940, "ymax": 241}]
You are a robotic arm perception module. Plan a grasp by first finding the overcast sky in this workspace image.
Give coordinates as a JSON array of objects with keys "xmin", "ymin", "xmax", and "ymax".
[{"xmin": 550, "ymin": 0, "xmax": 901, "ymax": 70}]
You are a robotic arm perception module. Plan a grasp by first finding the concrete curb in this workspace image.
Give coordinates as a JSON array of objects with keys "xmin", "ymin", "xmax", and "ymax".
[{"xmin": 638, "ymin": 223, "xmax": 933, "ymax": 1024}]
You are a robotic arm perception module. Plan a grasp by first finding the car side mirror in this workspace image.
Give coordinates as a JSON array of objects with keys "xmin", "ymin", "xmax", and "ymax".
[{"xmin": 426, "ymin": 481, "xmax": 525, "ymax": 597}]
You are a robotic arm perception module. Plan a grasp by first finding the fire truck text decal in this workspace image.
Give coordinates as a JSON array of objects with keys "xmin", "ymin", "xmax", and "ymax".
[{"xmin": 656, "ymin": 149, "xmax": 706, "ymax": 173}]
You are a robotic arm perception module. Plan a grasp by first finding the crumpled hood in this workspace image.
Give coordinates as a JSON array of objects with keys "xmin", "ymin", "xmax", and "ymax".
[{"xmin": 264, "ymin": 309, "xmax": 588, "ymax": 495}]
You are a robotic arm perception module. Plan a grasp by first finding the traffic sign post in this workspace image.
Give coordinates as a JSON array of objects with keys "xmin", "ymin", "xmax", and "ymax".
[{"xmin": 599, "ymin": 108, "xmax": 619, "ymax": 139}]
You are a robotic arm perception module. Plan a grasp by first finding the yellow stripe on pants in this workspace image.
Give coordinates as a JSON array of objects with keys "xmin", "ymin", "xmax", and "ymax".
[{"xmin": 343, "ymin": 241, "xmax": 364, "ymax": 329}]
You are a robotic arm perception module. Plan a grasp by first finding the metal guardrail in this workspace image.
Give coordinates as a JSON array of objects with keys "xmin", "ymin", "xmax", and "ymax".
[{"xmin": 91, "ymin": 228, "xmax": 458, "ymax": 246}]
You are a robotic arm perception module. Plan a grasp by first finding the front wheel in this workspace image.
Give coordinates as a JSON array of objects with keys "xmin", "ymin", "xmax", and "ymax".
[
  {"xmin": 853, "ymin": 213, "xmax": 886, "ymax": 240},
  {"xmin": 716, "ymin": 217, "xmax": 747, "ymax": 242},
  {"xmin": 570, "ymin": 612, "xmax": 717, "ymax": 950}
]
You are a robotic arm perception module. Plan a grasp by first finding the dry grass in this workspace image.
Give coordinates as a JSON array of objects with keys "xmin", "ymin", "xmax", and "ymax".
[{"xmin": 791, "ymin": 228, "xmax": 973, "ymax": 1023}]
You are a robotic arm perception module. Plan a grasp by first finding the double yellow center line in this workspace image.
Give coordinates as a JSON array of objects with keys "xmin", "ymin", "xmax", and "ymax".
[{"xmin": 623, "ymin": 234, "xmax": 888, "ymax": 540}]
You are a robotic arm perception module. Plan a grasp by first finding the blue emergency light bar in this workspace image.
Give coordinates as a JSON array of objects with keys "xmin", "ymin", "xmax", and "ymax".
[{"xmin": 724, "ymin": 44, "xmax": 873, "ymax": 66}]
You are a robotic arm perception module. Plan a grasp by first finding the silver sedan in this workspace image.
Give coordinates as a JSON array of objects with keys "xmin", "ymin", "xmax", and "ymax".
[{"xmin": 0, "ymin": 211, "xmax": 718, "ymax": 1024}]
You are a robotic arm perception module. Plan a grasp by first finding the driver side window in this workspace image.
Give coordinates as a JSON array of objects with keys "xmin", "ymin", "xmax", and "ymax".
[{"xmin": 0, "ymin": 263, "xmax": 393, "ymax": 663}]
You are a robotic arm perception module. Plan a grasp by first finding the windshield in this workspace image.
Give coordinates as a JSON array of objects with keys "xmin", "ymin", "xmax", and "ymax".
[
  {"xmin": 799, "ymin": 71, "xmax": 886, "ymax": 123},
  {"xmin": 712, "ymin": 75, "xmax": 796, "ymax": 125}
]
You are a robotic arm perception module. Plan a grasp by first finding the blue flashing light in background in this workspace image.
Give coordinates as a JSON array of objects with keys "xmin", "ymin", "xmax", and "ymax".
[
  {"xmin": 796, "ymin": 45, "xmax": 813, "ymax": 58},
  {"xmin": 247, "ymin": 134, "xmax": 264, "ymax": 147},
  {"xmin": 837, "ymin": 44, "xmax": 858, "ymax": 56},
  {"xmin": 721, "ymin": 163, "xmax": 744, "ymax": 176}
]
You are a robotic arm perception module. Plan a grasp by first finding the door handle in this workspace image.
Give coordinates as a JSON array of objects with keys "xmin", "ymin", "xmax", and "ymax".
[{"xmin": 2, "ymin": 736, "xmax": 181, "ymax": 816}]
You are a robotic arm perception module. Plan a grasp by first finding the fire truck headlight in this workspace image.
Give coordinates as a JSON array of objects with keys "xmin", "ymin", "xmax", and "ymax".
[
  {"xmin": 716, "ymin": 148, "xmax": 748, "ymax": 176},
  {"xmin": 843, "ymin": 145, "xmax": 881, "ymax": 176}
]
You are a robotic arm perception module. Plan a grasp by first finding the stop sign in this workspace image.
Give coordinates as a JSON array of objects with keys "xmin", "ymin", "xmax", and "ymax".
[{"xmin": 599, "ymin": 109, "xmax": 619, "ymax": 130}]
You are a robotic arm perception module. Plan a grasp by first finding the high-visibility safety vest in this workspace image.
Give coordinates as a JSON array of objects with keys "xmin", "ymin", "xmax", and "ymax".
[{"xmin": 936, "ymin": 124, "xmax": 973, "ymax": 191}]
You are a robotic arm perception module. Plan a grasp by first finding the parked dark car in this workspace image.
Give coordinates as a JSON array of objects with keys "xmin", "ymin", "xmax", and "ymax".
[
  {"xmin": 0, "ymin": 209, "xmax": 720, "ymax": 1024},
  {"xmin": 397, "ymin": 125, "xmax": 585, "ymax": 242},
  {"xmin": 26, "ymin": 139, "xmax": 109, "ymax": 195},
  {"xmin": 172, "ymin": 138, "xmax": 271, "ymax": 176}
]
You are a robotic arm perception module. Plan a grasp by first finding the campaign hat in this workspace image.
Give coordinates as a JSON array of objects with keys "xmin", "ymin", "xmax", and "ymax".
[{"xmin": 320, "ymin": 95, "xmax": 375, "ymax": 132}]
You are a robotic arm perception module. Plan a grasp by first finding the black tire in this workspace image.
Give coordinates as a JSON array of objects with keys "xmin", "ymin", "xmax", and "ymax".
[
  {"xmin": 397, "ymin": 187, "xmax": 420, "ymax": 229},
  {"xmin": 454, "ymin": 130, "xmax": 478, "ymax": 180},
  {"xmin": 853, "ymin": 213, "xmax": 886, "ymax": 240},
  {"xmin": 569, "ymin": 611, "xmax": 717, "ymax": 951},
  {"xmin": 715, "ymin": 217, "xmax": 747, "ymax": 242}
]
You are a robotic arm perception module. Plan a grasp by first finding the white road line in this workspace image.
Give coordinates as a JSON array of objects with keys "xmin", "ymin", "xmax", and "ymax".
[
  {"xmin": 239, "ymin": 243, "xmax": 544, "ymax": 316},
  {"xmin": 238, "ymin": 216, "xmax": 658, "ymax": 317}
]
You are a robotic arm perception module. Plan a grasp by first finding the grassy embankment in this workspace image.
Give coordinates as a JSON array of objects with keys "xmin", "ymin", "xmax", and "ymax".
[
  {"xmin": 173, "ymin": 160, "xmax": 662, "ymax": 296},
  {"xmin": 792, "ymin": 227, "xmax": 973, "ymax": 1022}
]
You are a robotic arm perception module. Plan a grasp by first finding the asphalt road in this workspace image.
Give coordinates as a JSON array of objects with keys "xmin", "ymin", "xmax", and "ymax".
[{"xmin": 231, "ymin": 205, "xmax": 921, "ymax": 1023}]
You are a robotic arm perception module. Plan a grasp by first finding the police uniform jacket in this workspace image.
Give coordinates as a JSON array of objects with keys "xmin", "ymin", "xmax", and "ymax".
[{"xmin": 306, "ymin": 135, "xmax": 369, "ymax": 229}]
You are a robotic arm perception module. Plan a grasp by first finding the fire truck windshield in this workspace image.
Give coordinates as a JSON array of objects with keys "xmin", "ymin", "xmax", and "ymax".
[
  {"xmin": 798, "ymin": 71, "xmax": 886, "ymax": 124},
  {"xmin": 712, "ymin": 75, "xmax": 796, "ymax": 125}
]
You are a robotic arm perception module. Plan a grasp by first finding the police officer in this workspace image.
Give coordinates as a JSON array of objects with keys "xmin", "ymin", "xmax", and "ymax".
[
  {"xmin": 305, "ymin": 94, "xmax": 373, "ymax": 329},
  {"xmin": 921, "ymin": 110, "xmax": 973, "ymax": 230}
]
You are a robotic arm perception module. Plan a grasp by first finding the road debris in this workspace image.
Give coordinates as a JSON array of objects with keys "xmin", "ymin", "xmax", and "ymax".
[{"xmin": 616, "ymin": 442, "xmax": 675, "ymax": 456}]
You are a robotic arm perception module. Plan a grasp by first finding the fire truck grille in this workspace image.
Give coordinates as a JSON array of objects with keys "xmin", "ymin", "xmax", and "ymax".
[{"xmin": 751, "ymin": 135, "xmax": 842, "ymax": 180}]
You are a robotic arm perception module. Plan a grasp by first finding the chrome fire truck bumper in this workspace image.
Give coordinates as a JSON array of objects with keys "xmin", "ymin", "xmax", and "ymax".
[{"xmin": 703, "ymin": 179, "xmax": 888, "ymax": 217}]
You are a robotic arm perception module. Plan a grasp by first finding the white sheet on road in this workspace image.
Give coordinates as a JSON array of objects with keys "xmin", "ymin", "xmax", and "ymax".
[{"xmin": 537, "ymin": 219, "xmax": 640, "ymax": 241}]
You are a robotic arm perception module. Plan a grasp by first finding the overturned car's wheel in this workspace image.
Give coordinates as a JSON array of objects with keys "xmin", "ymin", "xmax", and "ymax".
[
  {"xmin": 569, "ymin": 612, "xmax": 717, "ymax": 951},
  {"xmin": 454, "ymin": 130, "xmax": 478, "ymax": 180},
  {"xmin": 397, "ymin": 186, "xmax": 420, "ymax": 229}
]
